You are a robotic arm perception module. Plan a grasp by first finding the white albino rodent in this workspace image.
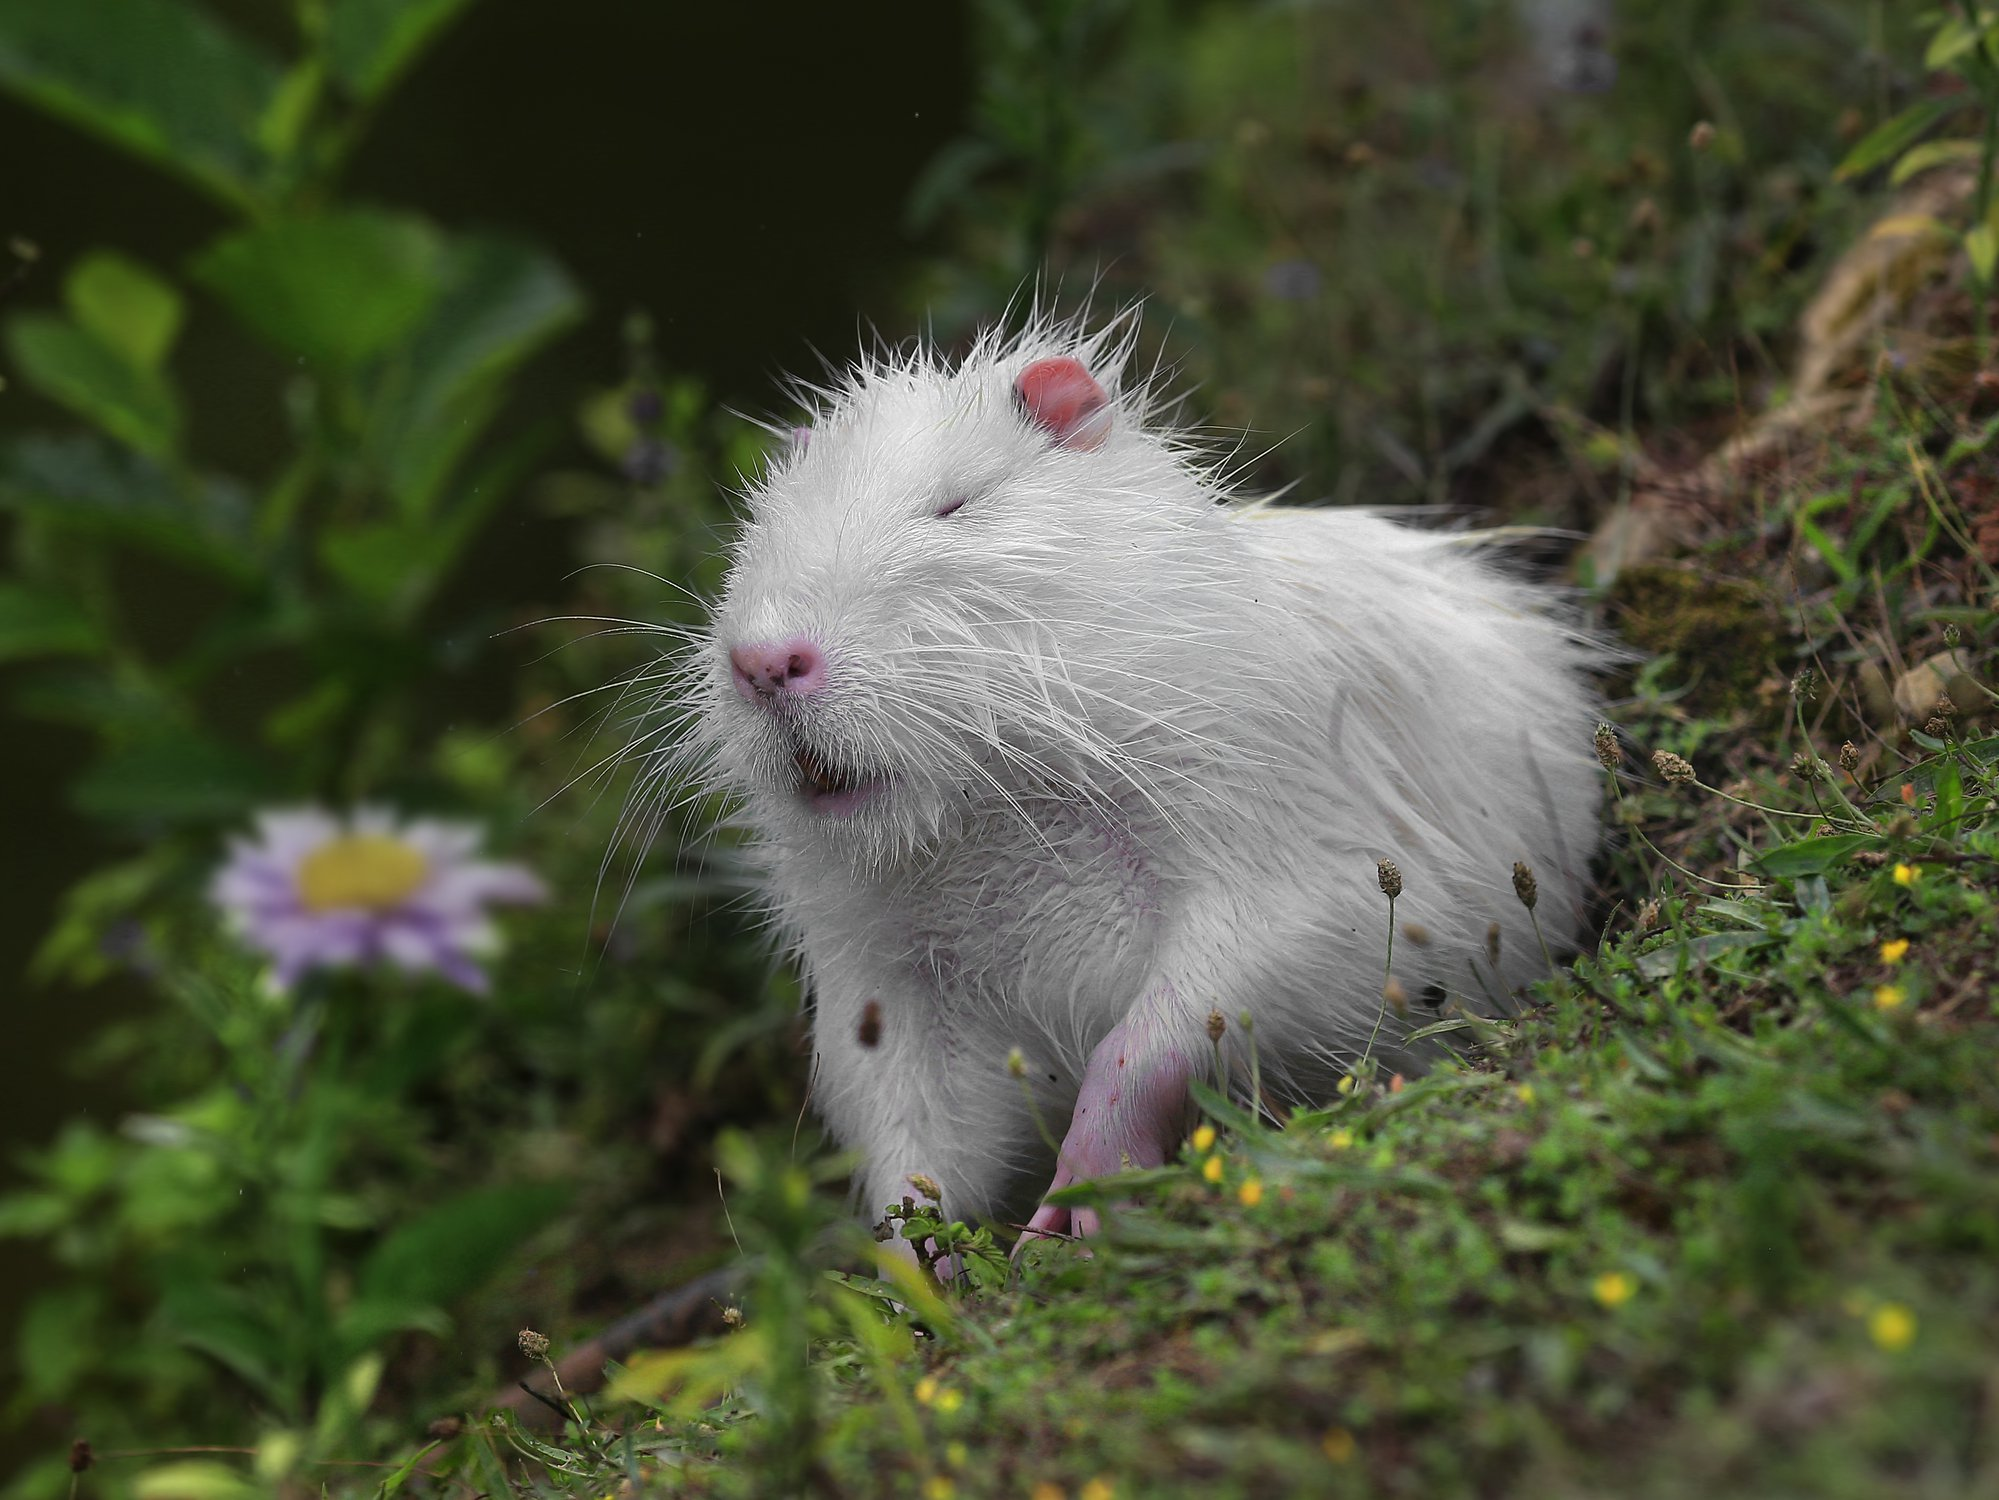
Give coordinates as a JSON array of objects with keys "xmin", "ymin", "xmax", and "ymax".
[{"xmin": 681, "ymin": 312, "xmax": 1603, "ymax": 1242}]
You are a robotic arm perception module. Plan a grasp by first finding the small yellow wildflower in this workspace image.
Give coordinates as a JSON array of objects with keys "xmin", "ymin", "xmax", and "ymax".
[
  {"xmin": 1514, "ymin": 1084, "xmax": 1536, "ymax": 1105},
  {"xmin": 935, "ymin": 1388, "xmax": 964, "ymax": 1415},
  {"xmin": 1868, "ymin": 1303, "xmax": 1916, "ymax": 1351},
  {"xmin": 1879, "ymin": 938, "xmax": 1910, "ymax": 964},
  {"xmin": 1592, "ymin": 1272, "xmax": 1635, "ymax": 1308},
  {"xmin": 1337, "ymin": 1074, "xmax": 1357, "ymax": 1095},
  {"xmin": 1202, "ymin": 1154, "xmax": 1225, "ymax": 1184},
  {"xmin": 1328, "ymin": 1128, "xmax": 1355, "ymax": 1151},
  {"xmin": 944, "ymin": 1439, "xmax": 969, "ymax": 1467},
  {"xmin": 1191, "ymin": 1124, "xmax": 1217, "ymax": 1153},
  {"xmin": 1031, "ymin": 1485, "xmax": 1066, "ymax": 1500},
  {"xmin": 914, "ymin": 1375, "xmax": 939, "ymax": 1406},
  {"xmin": 1080, "ymin": 1480, "xmax": 1116, "ymax": 1500},
  {"xmin": 1892, "ymin": 863, "xmax": 1920, "ymax": 887},
  {"xmin": 923, "ymin": 1477, "xmax": 955, "ymax": 1500},
  {"xmin": 1238, "ymin": 1177, "xmax": 1264, "ymax": 1207},
  {"xmin": 1873, "ymin": 984, "xmax": 1907, "ymax": 1012},
  {"xmin": 1321, "ymin": 1427, "xmax": 1357, "ymax": 1464}
]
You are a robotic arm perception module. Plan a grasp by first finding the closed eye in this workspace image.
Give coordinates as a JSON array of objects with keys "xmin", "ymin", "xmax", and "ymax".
[{"xmin": 934, "ymin": 494, "xmax": 969, "ymax": 518}]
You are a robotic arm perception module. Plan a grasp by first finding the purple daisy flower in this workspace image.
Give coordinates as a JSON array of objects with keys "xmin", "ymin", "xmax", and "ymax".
[{"xmin": 211, "ymin": 807, "xmax": 547, "ymax": 994}]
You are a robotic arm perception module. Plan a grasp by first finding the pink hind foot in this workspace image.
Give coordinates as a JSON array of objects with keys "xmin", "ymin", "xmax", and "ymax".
[{"xmin": 1020, "ymin": 1007, "xmax": 1194, "ymax": 1246}]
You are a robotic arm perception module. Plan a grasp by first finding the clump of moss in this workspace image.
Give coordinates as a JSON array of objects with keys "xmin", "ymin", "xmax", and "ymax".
[{"xmin": 1608, "ymin": 564, "xmax": 1781, "ymax": 715}]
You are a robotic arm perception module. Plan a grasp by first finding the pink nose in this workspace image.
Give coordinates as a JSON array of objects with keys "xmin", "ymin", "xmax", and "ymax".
[{"xmin": 729, "ymin": 637, "xmax": 826, "ymax": 704}]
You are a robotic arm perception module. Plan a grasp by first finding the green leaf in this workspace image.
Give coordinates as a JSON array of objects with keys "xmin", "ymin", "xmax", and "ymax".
[
  {"xmin": 1187, "ymin": 1078, "xmax": 1265, "ymax": 1135},
  {"xmin": 1835, "ymin": 99, "xmax": 1953, "ymax": 181},
  {"xmin": 419, "ymin": 416, "xmax": 558, "ymax": 584},
  {"xmin": 253, "ymin": 58, "xmax": 324, "ymax": 162},
  {"xmin": 1888, "ymin": 136, "xmax": 1985, "ymax": 186},
  {"xmin": 191, "ymin": 210, "xmax": 445, "ymax": 367},
  {"xmin": 366, "ymin": 235, "xmax": 584, "ymax": 514},
  {"xmin": 357, "ymin": 1182, "xmax": 569, "ymax": 1311},
  {"xmin": 30, "ymin": 850, "xmax": 180, "ymax": 985},
  {"xmin": 326, "ymin": 0, "xmax": 478, "ymax": 102},
  {"xmin": 158, "ymin": 1284, "xmax": 292, "ymax": 1410},
  {"xmin": 332, "ymin": 1296, "xmax": 453, "ymax": 1357},
  {"xmin": 1926, "ymin": 17, "xmax": 1988, "ymax": 71},
  {"xmin": 65, "ymin": 251, "xmax": 185, "ymax": 370},
  {"xmin": 1794, "ymin": 515, "xmax": 1858, "ymax": 584},
  {"xmin": 1752, "ymin": 833, "xmax": 1882, "ymax": 878},
  {"xmin": 11, "ymin": 662, "xmax": 173, "ymax": 734},
  {"xmin": 11, "ymin": 1287, "xmax": 104, "ymax": 1402},
  {"xmin": 0, "ymin": 0, "xmax": 281, "ymax": 210},
  {"xmin": 1968, "ymin": 220, "xmax": 1999, "ymax": 285},
  {"xmin": 71, "ymin": 731, "xmax": 285, "ymax": 823},
  {"xmin": 318, "ymin": 520, "xmax": 434, "ymax": 611},
  {"xmin": 133, "ymin": 1462, "xmax": 266, "ymax": 1500},
  {"xmin": 1866, "ymin": 212, "xmax": 1955, "ymax": 243},
  {"xmin": 0, "ymin": 433, "xmax": 256, "ymax": 578},
  {"xmin": 1042, "ymin": 1165, "xmax": 1189, "ymax": 1207},
  {"xmin": 0, "ymin": 583, "xmax": 101, "ymax": 660},
  {"xmin": 1634, "ymin": 930, "xmax": 1777, "ymax": 978},
  {"xmin": 1403, "ymin": 1017, "xmax": 1480, "ymax": 1044},
  {"xmin": 1497, "ymin": 1219, "xmax": 1569, "ymax": 1253},
  {"xmin": 3, "ymin": 314, "xmax": 181, "ymax": 458}
]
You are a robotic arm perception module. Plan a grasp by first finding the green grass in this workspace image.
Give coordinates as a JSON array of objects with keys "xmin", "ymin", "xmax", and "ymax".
[{"xmin": 462, "ymin": 697, "xmax": 1998, "ymax": 1498}]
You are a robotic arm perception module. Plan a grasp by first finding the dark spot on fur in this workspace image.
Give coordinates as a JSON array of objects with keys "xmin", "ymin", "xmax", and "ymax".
[
  {"xmin": 858, "ymin": 999, "xmax": 882, "ymax": 1048},
  {"xmin": 1420, "ymin": 984, "xmax": 1447, "ymax": 1010}
]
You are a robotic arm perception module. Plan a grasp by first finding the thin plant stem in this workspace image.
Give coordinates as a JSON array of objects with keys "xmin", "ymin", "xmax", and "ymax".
[
  {"xmin": 1013, "ymin": 1067, "xmax": 1063, "ymax": 1157},
  {"xmin": 1609, "ymin": 774, "xmax": 1770, "ymax": 891},
  {"xmin": 1360, "ymin": 893, "xmax": 1397, "ymax": 1074},
  {"xmin": 1971, "ymin": 62, "xmax": 1998, "ymax": 361},
  {"xmin": 1528, "ymin": 907, "xmax": 1557, "ymax": 976},
  {"xmin": 1241, "ymin": 1011, "xmax": 1263, "ymax": 1121}
]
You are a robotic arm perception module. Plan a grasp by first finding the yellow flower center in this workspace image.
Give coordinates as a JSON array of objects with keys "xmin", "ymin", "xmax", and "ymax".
[
  {"xmin": 1593, "ymin": 1271, "xmax": 1635, "ymax": 1307},
  {"xmin": 296, "ymin": 834, "xmax": 428, "ymax": 913},
  {"xmin": 1868, "ymin": 1303, "xmax": 1916, "ymax": 1351}
]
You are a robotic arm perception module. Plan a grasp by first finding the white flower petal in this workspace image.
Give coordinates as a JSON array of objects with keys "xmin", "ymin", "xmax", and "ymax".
[
  {"xmin": 402, "ymin": 819, "xmax": 483, "ymax": 864},
  {"xmin": 251, "ymin": 808, "xmax": 342, "ymax": 867}
]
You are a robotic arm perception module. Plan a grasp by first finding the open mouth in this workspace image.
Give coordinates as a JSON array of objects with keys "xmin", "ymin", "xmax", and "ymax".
[{"xmin": 790, "ymin": 743, "xmax": 884, "ymax": 817}]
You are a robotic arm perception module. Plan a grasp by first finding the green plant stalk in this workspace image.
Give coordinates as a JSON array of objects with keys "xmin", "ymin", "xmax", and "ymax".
[
  {"xmin": 1528, "ymin": 905, "xmax": 1557, "ymax": 977},
  {"xmin": 1906, "ymin": 436, "xmax": 1999, "ymax": 600},
  {"xmin": 1359, "ymin": 893, "xmax": 1397, "ymax": 1074},
  {"xmin": 1972, "ymin": 33, "xmax": 1999, "ymax": 359},
  {"xmin": 1609, "ymin": 773, "xmax": 1776, "ymax": 892}
]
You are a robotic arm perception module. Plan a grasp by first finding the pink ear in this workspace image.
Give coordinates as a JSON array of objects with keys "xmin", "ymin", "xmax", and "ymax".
[{"xmin": 1014, "ymin": 357, "xmax": 1111, "ymax": 451}]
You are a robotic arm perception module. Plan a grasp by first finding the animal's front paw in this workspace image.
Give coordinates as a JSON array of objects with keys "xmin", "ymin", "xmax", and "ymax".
[
  {"xmin": 1018, "ymin": 1020, "xmax": 1191, "ymax": 1248},
  {"xmin": 1019, "ymin": 1121, "xmax": 1170, "ymax": 1246}
]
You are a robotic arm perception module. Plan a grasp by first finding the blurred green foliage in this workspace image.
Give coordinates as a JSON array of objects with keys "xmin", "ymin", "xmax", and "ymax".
[
  {"xmin": 1832, "ymin": 5, "xmax": 1999, "ymax": 348},
  {"xmin": 0, "ymin": 0, "xmax": 793, "ymax": 1488},
  {"xmin": 0, "ymin": 2, "xmax": 585, "ymax": 844},
  {"xmin": 919, "ymin": 0, "xmax": 1931, "ymax": 512}
]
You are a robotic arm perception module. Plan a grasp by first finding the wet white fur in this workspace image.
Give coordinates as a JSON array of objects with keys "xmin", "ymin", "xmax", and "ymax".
[{"xmin": 674, "ymin": 313, "xmax": 1603, "ymax": 1229}]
